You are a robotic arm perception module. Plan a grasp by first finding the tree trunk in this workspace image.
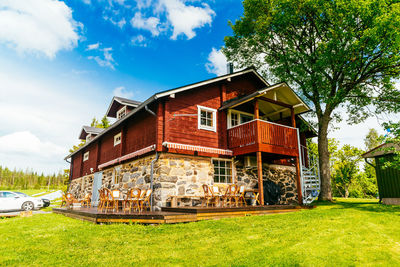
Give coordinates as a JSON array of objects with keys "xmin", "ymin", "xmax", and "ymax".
[
  {"xmin": 344, "ymin": 185, "xmax": 349, "ymax": 198},
  {"xmin": 318, "ymin": 115, "xmax": 332, "ymax": 201}
]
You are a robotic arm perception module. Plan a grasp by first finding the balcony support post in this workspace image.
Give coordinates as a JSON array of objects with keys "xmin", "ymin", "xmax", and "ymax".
[
  {"xmin": 254, "ymin": 99, "xmax": 264, "ymax": 205},
  {"xmin": 291, "ymin": 107, "xmax": 296, "ymax": 127}
]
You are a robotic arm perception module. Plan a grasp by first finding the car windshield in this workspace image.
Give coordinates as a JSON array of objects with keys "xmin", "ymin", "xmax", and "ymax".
[{"xmin": 15, "ymin": 192, "xmax": 28, "ymax": 197}]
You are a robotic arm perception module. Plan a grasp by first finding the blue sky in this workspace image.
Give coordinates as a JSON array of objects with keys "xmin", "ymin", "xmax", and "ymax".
[{"xmin": 0, "ymin": 0, "xmax": 395, "ymax": 174}]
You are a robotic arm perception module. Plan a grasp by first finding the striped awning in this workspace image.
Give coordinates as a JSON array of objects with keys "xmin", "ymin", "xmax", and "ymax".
[
  {"xmin": 98, "ymin": 144, "xmax": 156, "ymax": 170},
  {"xmin": 162, "ymin": 142, "xmax": 233, "ymax": 156}
]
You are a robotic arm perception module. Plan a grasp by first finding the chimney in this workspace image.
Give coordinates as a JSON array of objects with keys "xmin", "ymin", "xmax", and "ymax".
[{"xmin": 226, "ymin": 62, "xmax": 234, "ymax": 74}]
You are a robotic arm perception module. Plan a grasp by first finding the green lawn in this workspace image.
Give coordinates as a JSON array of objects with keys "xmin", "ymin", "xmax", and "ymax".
[{"xmin": 1, "ymin": 199, "xmax": 400, "ymax": 266}]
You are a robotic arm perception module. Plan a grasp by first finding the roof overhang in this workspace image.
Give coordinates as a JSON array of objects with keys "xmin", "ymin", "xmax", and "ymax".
[
  {"xmin": 362, "ymin": 143, "xmax": 400, "ymax": 158},
  {"xmin": 220, "ymin": 82, "xmax": 311, "ymax": 120},
  {"xmin": 106, "ymin": 96, "xmax": 141, "ymax": 118},
  {"xmin": 78, "ymin": 126, "xmax": 103, "ymax": 140}
]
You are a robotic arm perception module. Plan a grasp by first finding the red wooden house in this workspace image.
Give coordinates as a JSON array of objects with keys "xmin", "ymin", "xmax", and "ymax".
[{"xmin": 65, "ymin": 68, "xmax": 319, "ymax": 209}]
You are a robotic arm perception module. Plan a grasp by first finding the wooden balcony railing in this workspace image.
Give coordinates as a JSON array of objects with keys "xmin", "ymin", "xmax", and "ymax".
[{"xmin": 227, "ymin": 119, "xmax": 299, "ymax": 156}]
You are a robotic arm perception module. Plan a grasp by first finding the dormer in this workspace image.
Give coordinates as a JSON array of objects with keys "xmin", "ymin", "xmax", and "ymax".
[
  {"xmin": 79, "ymin": 126, "xmax": 104, "ymax": 141},
  {"xmin": 106, "ymin": 96, "xmax": 141, "ymax": 119}
]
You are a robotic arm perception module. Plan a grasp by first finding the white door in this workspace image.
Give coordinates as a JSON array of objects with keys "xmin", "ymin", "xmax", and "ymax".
[{"xmin": 91, "ymin": 172, "xmax": 103, "ymax": 207}]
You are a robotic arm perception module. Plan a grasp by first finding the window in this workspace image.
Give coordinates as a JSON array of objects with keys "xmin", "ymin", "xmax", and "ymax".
[
  {"xmin": 228, "ymin": 110, "xmax": 254, "ymax": 128},
  {"xmin": 85, "ymin": 134, "xmax": 92, "ymax": 142},
  {"xmin": 83, "ymin": 151, "xmax": 89, "ymax": 162},
  {"xmin": 212, "ymin": 159, "xmax": 233, "ymax": 183},
  {"xmin": 114, "ymin": 133, "xmax": 121, "ymax": 146},
  {"xmin": 0, "ymin": 192, "xmax": 16, "ymax": 198},
  {"xmin": 230, "ymin": 112, "xmax": 239, "ymax": 127},
  {"xmin": 116, "ymin": 106, "xmax": 127, "ymax": 119},
  {"xmin": 198, "ymin": 105, "xmax": 217, "ymax": 132}
]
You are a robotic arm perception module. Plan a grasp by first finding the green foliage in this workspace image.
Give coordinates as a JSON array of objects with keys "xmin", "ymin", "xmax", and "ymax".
[
  {"xmin": 4, "ymin": 199, "xmax": 400, "ymax": 266},
  {"xmin": 69, "ymin": 115, "xmax": 111, "ymax": 153},
  {"xmin": 225, "ymin": 0, "xmax": 400, "ymax": 199},
  {"xmin": 0, "ymin": 166, "xmax": 64, "ymax": 190},
  {"xmin": 364, "ymin": 128, "xmax": 384, "ymax": 151},
  {"xmin": 331, "ymin": 145, "xmax": 364, "ymax": 198},
  {"xmin": 382, "ymin": 121, "xmax": 400, "ymax": 170}
]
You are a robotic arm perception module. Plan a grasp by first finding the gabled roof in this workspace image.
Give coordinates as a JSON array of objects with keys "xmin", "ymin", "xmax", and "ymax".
[
  {"xmin": 362, "ymin": 143, "xmax": 400, "ymax": 158},
  {"xmin": 65, "ymin": 68, "xmax": 297, "ymax": 160},
  {"xmin": 220, "ymin": 82, "xmax": 311, "ymax": 120},
  {"xmin": 79, "ymin": 126, "xmax": 104, "ymax": 140},
  {"xmin": 106, "ymin": 96, "xmax": 142, "ymax": 118}
]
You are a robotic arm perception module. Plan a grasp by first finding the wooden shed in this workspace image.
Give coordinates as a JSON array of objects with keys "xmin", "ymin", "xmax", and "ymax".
[{"xmin": 362, "ymin": 143, "xmax": 400, "ymax": 205}]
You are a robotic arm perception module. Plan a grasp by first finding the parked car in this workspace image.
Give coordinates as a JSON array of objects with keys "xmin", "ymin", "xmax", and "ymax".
[
  {"xmin": 15, "ymin": 192, "xmax": 50, "ymax": 207},
  {"xmin": 0, "ymin": 191, "xmax": 44, "ymax": 212}
]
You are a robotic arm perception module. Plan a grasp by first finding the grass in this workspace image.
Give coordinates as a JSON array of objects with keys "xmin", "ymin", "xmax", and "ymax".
[{"xmin": 1, "ymin": 199, "xmax": 400, "ymax": 266}]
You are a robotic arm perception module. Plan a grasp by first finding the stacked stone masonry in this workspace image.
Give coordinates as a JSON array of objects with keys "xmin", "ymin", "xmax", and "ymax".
[{"xmin": 68, "ymin": 152, "xmax": 299, "ymax": 209}]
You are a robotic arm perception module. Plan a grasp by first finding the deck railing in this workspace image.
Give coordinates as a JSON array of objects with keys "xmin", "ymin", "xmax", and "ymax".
[{"xmin": 227, "ymin": 119, "xmax": 298, "ymax": 151}]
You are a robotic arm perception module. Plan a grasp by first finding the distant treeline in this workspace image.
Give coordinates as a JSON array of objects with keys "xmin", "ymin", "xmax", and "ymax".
[{"xmin": 0, "ymin": 166, "xmax": 68, "ymax": 190}]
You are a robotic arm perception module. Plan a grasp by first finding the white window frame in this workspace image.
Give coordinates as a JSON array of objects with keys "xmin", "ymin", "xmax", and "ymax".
[
  {"xmin": 197, "ymin": 105, "xmax": 217, "ymax": 132},
  {"xmin": 83, "ymin": 151, "xmax": 89, "ymax": 162},
  {"xmin": 212, "ymin": 158, "xmax": 234, "ymax": 184},
  {"xmin": 114, "ymin": 132, "xmax": 121, "ymax": 146},
  {"xmin": 85, "ymin": 134, "xmax": 92, "ymax": 142},
  {"xmin": 116, "ymin": 106, "xmax": 127, "ymax": 119},
  {"xmin": 227, "ymin": 109, "xmax": 255, "ymax": 129}
]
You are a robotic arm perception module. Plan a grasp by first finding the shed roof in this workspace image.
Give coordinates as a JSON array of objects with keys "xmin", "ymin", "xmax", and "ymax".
[{"xmin": 362, "ymin": 143, "xmax": 400, "ymax": 158}]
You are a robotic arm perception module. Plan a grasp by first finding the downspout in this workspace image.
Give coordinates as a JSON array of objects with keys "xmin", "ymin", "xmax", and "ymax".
[
  {"xmin": 145, "ymin": 104, "xmax": 159, "ymax": 211},
  {"xmin": 296, "ymin": 128, "xmax": 304, "ymax": 204},
  {"xmin": 65, "ymin": 158, "xmax": 72, "ymax": 193},
  {"xmin": 150, "ymin": 152, "xmax": 159, "ymax": 211}
]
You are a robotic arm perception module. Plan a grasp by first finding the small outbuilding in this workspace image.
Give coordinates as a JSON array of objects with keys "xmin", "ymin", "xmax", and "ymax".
[{"xmin": 362, "ymin": 143, "xmax": 400, "ymax": 205}]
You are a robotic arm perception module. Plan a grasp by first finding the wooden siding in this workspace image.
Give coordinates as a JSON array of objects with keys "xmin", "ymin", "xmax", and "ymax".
[
  {"xmin": 99, "ymin": 127, "xmax": 122, "ymax": 165},
  {"xmin": 376, "ymin": 155, "xmax": 400, "ymax": 199},
  {"xmin": 125, "ymin": 110, "xmax": 157, "ymax": 154},
  {"xmin": 72, "ymin": 152, "xmax": 82, "ymax": 180},
  {"xmin": 81, "ymin": 143, "xmax": 98, "ymax": 176}
]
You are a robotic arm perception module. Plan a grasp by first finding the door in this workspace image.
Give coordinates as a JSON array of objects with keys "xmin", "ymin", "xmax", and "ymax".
[
  {"xmin": 91, "ymin": 172, "xmax": 103, "ymax": 207},
  {"xmin": 0, "ymin": 192, "xmax": 21, "ymax": 211}
]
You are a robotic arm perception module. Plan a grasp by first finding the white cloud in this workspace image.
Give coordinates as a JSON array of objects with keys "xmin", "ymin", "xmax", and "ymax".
[
  {"xmin": 205, "ymin": 48, "xmax": 227, "ymax": 76},
  {"xmin": 0, "ymin": 67, "xmax": 106, "ymax": 174},
  {"xmin": 88, "ymin": 47, "xmax": 116, "ymax": 70},
  {"xmin": 82, "ymin": 0, "xmax": 91, "ymax": 4},
  {"xmin": 113, "ymin": 86, "xmax": 134, "ymax": 99},
  {"xmin": 0, "ymin": 131, "xmax": 65, "ymax": 158},
  {"xmin": 86, "ymin": 42, "xmax": 100, "ymax": 50},
  {"xmin": 131, "ymin": 35, "xmax": 147, "ymax": 47},
  {"xmin": 160, "ymin": 0, "xmax": 215, "ymax": 40},
  {"xmin": 130, "ymin": 12, "xmax": 161, "ymax": 36},
  {"xmin": 0, "ymin": 0, "xmax": 81, "ymax": 58}
]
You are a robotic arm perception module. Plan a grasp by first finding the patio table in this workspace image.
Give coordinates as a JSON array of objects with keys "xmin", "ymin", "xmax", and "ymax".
[{"xmin": 244, "ymin": 189, "xmax": 260, "ymax": 205}]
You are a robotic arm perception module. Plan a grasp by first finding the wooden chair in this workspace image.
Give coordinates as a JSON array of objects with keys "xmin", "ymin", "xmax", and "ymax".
[
  {"xmin": 210, "ymin": 186, "xmax": 222, "ymax": 207},
  {"xmin": 124, "ymin": 188, "xmax": 141, "ymax": 213},
  {"xmin": 221, "ymin": 184, "xmax": 237, "ymax": 207},
  {"xmin": 65, "ymin": 193, "xmax": 77, "ymax": 208},
  {"xmin": 98, "ymin": 188, "xmax": 109, "ymax": 212},
  {"xmin": 103, "ymin": 189, "xmax": 114, "ymax": 213},
  {"xmin": 235, "ymin": 185, "xmax": 246, "ymax": 207},
  {"xmin": 80, "ymin": 192, "xmax": 92, "ymax": 208},
  {"xmin": 201, "ymin": 185, "xmax": 213, "ymax": 207},
  {"xmin": 111, "ymin": 189, "xmax": 122, "ymax": 212},
  {"xmin": 139, "ymin": 189, "xmax": 152, "ymax": 212},
  {"xmin": 60, "ymin": 193, "xmax": 67, "ymax": 208}
]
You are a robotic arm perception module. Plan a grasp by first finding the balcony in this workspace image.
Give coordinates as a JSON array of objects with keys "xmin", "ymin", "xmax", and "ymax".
[{"xmin": 227, "ymin": 119, "xmax": 299, "ymax": 157}]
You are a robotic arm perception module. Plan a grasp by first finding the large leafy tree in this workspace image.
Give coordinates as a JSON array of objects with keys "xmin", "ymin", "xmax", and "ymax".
[{"xmin": 224, "ymin": 0, "xmax": 400, "ymax": 200}]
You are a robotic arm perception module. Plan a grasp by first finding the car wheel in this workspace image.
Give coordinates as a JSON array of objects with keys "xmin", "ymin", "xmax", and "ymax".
[{"xmin": 21, "ymin": 201, "xmax": 34, "ymax": 211}]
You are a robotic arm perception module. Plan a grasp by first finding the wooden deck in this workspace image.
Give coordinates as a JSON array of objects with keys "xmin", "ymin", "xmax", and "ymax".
[{"xmin": 53, "ymin": 205, "xmax": 312, "ymax": 224}]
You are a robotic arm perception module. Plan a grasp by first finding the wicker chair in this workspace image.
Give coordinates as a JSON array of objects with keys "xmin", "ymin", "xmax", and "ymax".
[
  {"xmin": 124, "ymin": 188, "xmax": 141, "ymax": 213},
  {"xmin": 139, "ymin": 189, "xmax": 152, "ymax": 212},
  {"xmin": 234, "ymin": 185, "xmax": 246, "ymax": 207},
  {"xmin": 80, "ymin": 193, "xmax": 92, "ymax": 208},
  {"xmin": 201, "ymin": 185, "xmax": 213, "ymax": 207},
  {"xmin": 97, "ymin": 188, "xmax": 106, "ymax": 212},
  {"xmin": 111, "ymin": 189, "xmax": 122, "ymax": 212},
  {"xmin": 221, "ymin": 184, "xmax": 237, "ymax": 207},
  {"xmin": 210, "ymin": 186, "xmax": 222, "ymax": 207}
]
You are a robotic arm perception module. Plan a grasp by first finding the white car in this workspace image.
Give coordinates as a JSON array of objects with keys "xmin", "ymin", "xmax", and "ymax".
[{"xmin": 0, "ymin": 191, "xmax": 44, "ymax": 212}]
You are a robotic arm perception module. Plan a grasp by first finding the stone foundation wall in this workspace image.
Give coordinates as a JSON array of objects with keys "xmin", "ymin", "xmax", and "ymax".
[
  {"xmin": 68, "ymin": 174, "xmax": 94, "ymax": 199},
  {"xmin": 68, "ymin": 152, "xmax": 298, "ymax": 208},
  {"xmin": 236, "ymin": 163, "xmax": 298, "ymax": 205}
]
